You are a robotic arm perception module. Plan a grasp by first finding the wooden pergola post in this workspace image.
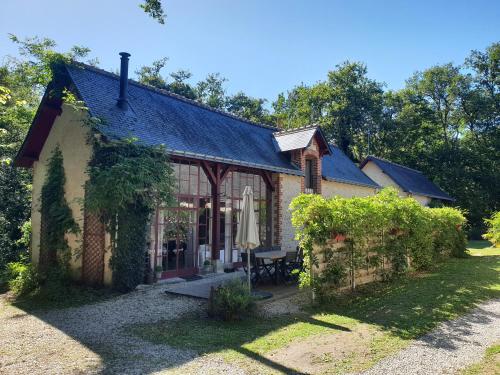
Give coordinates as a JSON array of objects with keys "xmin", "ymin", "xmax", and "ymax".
[{"xmin": 211, "ymin": 164, "xmax": 221, "ymax": 261}]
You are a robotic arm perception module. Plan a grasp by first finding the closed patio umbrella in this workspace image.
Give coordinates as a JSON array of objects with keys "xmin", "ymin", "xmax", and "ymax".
[{"xmin": 236, "ymin": 186, "xmax": 260, "ymax": 291}]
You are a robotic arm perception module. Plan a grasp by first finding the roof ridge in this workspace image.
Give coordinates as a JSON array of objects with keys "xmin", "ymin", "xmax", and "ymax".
[
  {"xmin": 367, "ymin": 155, "xmax": 423, "ymax": 173},
  {"xmin": 274, "ymin": 124, "xmax": 318, "ymax": 135},
  {"xmin": 67, "ymin": 61, "xmax": 279, "ymax": 131}
]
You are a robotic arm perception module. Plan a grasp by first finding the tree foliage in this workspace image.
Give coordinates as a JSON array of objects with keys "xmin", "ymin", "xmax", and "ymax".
[
  {"xmin": 140, "ymin": 0, "xmax": 166, "ymax": 24},
  {"xmin": 85, "ymin": 140, "xmax": 175, "ymax": 291},
  {"xmin": 276, "ymin": 44, "xmax": 499, "ymax": 235},
  {"xmin": 136, "ymin": 59, "xmax": 271, "ymax": 123},
  {"xmin": 0, "ymin": 36, "xmax": 93, "ymax": 271},
  {"xmin": 483, "ymin": 211, "xmax": 500, "ymax": 246}
]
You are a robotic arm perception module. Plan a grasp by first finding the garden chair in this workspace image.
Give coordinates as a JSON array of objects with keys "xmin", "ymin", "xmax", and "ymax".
[
  {"xmin": 284, "ymin": 246, "xmax": 305, "ymax": 281},
  {"xmin": 241, "ymin": 252, "xmax": 263, "ymax": 286}
]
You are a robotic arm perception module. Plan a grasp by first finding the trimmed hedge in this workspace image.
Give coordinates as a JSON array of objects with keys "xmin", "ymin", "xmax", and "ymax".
[{"xmin": 290, "ymin": 188, "xmax": 467, "ymax": 295}]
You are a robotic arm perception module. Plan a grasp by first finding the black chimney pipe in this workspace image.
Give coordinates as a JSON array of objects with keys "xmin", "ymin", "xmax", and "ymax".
[{"xmin": 117, "ymin": 52, "xmax": 131, "ymax": 109}]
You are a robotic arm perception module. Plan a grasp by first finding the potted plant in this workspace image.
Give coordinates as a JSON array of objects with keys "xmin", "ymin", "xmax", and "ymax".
[
  {"xmin": 202, "ymin": 260, "xmax": 212, "ymax": 274},
  {"xmin": 154, "ymin": 265, "xmax": 163, "ymax": 280}
]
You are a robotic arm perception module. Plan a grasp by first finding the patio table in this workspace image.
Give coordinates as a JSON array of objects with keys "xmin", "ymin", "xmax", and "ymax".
[{"xmin": 255, "ymin": 250, "xmax": 287, "ymax": 284}]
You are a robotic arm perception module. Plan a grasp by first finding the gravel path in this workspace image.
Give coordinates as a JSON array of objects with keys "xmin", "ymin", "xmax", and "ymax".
[
  {"xmin": 0, "ymin": 285, "xmax": 225, "ymax": 374},
  {"xmin": 361, "ymin": 298, "xmax": 500, "ymax": 375},
  {"xmin": 2, "ymin": 284, "xmax": 498, "ymax": 375}
]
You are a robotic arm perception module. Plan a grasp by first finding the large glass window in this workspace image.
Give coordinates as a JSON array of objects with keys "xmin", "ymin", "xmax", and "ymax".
[{"xmin": 150, "ymin": 161, "xmax": 269, "ymax": 276}]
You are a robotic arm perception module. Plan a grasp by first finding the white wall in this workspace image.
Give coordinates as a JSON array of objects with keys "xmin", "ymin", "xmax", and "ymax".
[
  {"xmin": 322, "ymin": 180, "xmax": 377, "ymax": 198},
  {"xmin": 361, "ymin": 161, "xmax": 431, "ymax": 206}
]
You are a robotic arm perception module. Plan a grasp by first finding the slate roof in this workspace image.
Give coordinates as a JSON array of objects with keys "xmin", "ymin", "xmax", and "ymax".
[
  {"xmin": 64, "ymin": 64, "xmax": 302, "ymax": 175},
  {"xmin": 273, "ymin": 126, "xmax": 322, "ymax": 152},
  {"xmin": 322, "ymin": 145, "xmax": 379, "ymax": 188},
  {"xmin": 360, "ymin": 156, "xmax": 454, "ymax": 201}
]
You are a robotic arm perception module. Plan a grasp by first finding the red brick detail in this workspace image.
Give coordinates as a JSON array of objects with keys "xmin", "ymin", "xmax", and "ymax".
[
  {"xmin": 293, "ymin": 138, "xmax": 322, "ymax": 194},
  {"xmin": 273, "ymin": 174, "xmax": 283, "ymax": 246}
]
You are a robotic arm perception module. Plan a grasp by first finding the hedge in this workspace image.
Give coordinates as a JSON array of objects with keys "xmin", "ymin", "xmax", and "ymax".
[{"xmin": 290, "ymin": 188, "xmax": 467, "ymax": 298}]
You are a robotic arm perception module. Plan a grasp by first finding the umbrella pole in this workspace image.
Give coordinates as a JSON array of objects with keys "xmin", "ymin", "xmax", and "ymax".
[{"xmin": 247, "ymin": 248, "xmax": 251, "ymax": 293}]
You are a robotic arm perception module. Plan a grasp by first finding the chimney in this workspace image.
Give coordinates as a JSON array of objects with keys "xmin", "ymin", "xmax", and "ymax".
[{"xmin": 117, "ymin": 52, "xmax": 131, "ymax": 109}]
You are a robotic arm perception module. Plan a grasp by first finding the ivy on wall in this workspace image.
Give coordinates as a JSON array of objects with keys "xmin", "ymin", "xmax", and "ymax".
[
  {"xmin": 85, "ymin": 139, "xmax": 174, "ymax": 292},
  {"xmin": 39, "ymin": 145, "xmax": 79, "ymax": 273}
]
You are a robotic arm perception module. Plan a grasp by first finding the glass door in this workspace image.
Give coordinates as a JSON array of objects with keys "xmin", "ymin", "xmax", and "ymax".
[{"xmin": 160, "ymin": 207, "xmax": 197, "ymax": 278}]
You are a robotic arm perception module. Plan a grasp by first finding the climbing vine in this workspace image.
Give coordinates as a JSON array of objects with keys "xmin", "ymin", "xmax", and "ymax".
[
  {"xmin": 290, "ymin": 188, "xmax": 467, "ymax": 300},
  {"xmin": 85, "ymin": 139, "xmax": 174, "ymax": 292},
  {"xmin": 39, "ymin": 146, "xmax": 79, "ymax": 273}
]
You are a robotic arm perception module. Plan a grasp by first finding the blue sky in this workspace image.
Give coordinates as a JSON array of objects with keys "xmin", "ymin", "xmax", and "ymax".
[{"xmin": 1, "ymin": 0, "xmax": 499, "ymax": 105}]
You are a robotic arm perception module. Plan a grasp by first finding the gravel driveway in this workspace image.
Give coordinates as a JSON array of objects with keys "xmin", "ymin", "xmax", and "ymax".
[
  {"xmin": 1, "ymin": 285, "xmax": 499, "ymax": 375},
  {"xmin": 0, "ymin": 285, "xmax": 212, "ymax": 374},
  {"xmin": 361, "ymin": 298, "xmax": 500, "ymax": 375}
]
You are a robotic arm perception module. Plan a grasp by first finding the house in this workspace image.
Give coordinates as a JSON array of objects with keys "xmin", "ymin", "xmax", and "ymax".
[
  {"xmin": 360, "ymin": 156, "xmax": 454, "ymax": 206},
  {"xmin": 15, "ymin": 53, "xmax": 379, "ymax": 286}
]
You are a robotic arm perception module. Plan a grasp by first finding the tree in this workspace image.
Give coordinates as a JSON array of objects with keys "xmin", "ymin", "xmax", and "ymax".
[
  {"xmin": 0, "ymin": 35, "xmax": 92, "ymax": 270},
  {"xmin": 225, "ymin": 92, "xmax": 269, "ymax": 123},
  {"xmin": 272, "ymin": 61, "xmax": 384, "ymax": 160},
  {"xmin": 140, "ymin": 0, "xmax": 166, "ymax": 24},
  {"xmin": 135, "ymin": 57, "xmax": 169, "ymax": 89},
  {"xmin": 196, "ymin": 73, "xmax": 227, "ymax": 110}
]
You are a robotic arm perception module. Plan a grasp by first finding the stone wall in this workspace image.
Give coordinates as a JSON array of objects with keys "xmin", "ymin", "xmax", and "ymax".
[{"xmin": 279, "ymin": 174, "xmax": 303, "ymax": 252}]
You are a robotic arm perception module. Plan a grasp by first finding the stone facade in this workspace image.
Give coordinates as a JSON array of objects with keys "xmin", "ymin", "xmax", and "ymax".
[{"xmin": 277, "ymin": 174, "xmax": 303, "ymax": 252}]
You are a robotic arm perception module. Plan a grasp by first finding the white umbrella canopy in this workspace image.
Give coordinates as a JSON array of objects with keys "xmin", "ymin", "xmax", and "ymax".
[{"xmin": 236, "ymin": 186, "xmax": 260, "ymax": 291}]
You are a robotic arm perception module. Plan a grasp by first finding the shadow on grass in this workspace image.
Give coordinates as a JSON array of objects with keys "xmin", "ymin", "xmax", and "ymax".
[
  {"xmin": 5, "ymin": 253, "xmax": 499, "ymax": 374},
  {"xmin": 312, "ymin": 254, "xmax": 500, "ymax": 347},
  {"xmin": 467, "ymin": 240, "xmax": 493, "ymax": 250}
]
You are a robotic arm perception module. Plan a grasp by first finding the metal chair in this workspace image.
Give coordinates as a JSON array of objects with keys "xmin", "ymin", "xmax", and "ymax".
[
  {"xmin": 241, "ymin": 252, "xmax": 262, "ymax": 286},
  {"xmin": 284, "ymin": 247, "xmax": 305, "ymax": 281}
]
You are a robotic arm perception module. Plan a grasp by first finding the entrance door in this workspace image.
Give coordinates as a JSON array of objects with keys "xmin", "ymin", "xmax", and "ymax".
[{"xmin": 160, "ymin": 206, "xmax": 197, "ymax": 278}]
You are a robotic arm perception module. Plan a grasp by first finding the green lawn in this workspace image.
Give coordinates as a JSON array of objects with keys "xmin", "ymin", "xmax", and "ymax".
[
  {"xmin": 462, "ymin": 343, "xmax": 500, "ymax": 375},
  {"xmin": 131, "ymin": 241, "xmax": 500, "ymax": 373}
]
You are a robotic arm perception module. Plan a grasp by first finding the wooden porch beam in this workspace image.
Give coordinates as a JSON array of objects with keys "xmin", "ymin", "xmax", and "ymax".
[
  {"xmin": 211, "ymin": 163, "xmax": 221, "ymax": 261},
  {"xmin": 260, "ymin": 170, "xmax": 275, "ymax": 192},
  {"xmin": 220, "ymin": 165, "xmax": 233, "ymax": 182},
  {"xmin": 200, "ymin": 161, "xmax": 217, "ymax": 186}
]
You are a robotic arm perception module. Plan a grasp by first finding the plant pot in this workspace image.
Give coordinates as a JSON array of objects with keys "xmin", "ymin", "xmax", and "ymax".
[
  {"xmin": 201, "ymin": 265, "xmax": 212, "ymax": 274},
  {"xmin": 155, "ymin": 272, "xmax": 162, "ymax": 280},
  {"xmin": 145, "ymin": 272, "xmax": 154, "ymax": 284},
  {"xmin": 334, "ymin": 233, "xmax": 346, "ymax": 242}
]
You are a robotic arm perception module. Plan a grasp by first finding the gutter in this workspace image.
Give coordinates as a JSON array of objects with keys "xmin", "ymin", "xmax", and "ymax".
[
  {"xmin": 168, "ymin": 149, "xmax": 304, "ymax": 176},
  {"xmin": 322, "ymin": 176, "xmax": 380, "ymax": 189}
]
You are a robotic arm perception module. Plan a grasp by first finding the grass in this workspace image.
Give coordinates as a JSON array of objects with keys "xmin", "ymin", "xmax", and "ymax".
[
  {"xmin": 130, "ymin": 241, "xmax": 500, "ymax": 373},
  {"xmin": 461, "ymin": 344, "xmax": 500, "ymax": 375}
]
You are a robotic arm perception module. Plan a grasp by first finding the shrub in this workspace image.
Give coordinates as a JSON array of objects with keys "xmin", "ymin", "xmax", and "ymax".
[
  {"xmin": 207, "ymin": 279, "xmax": 255, "ymax": 321},
  {"xmin": 290, "ymin": 187, "xmax": 467, "ymax": 293},
  {"xmin": 5, "ymin": 261, "xmax": 39, "ymax": 296},
  {"xmin": 483, "ymin": 211, "xmax": 500, "ymax": 247}
]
